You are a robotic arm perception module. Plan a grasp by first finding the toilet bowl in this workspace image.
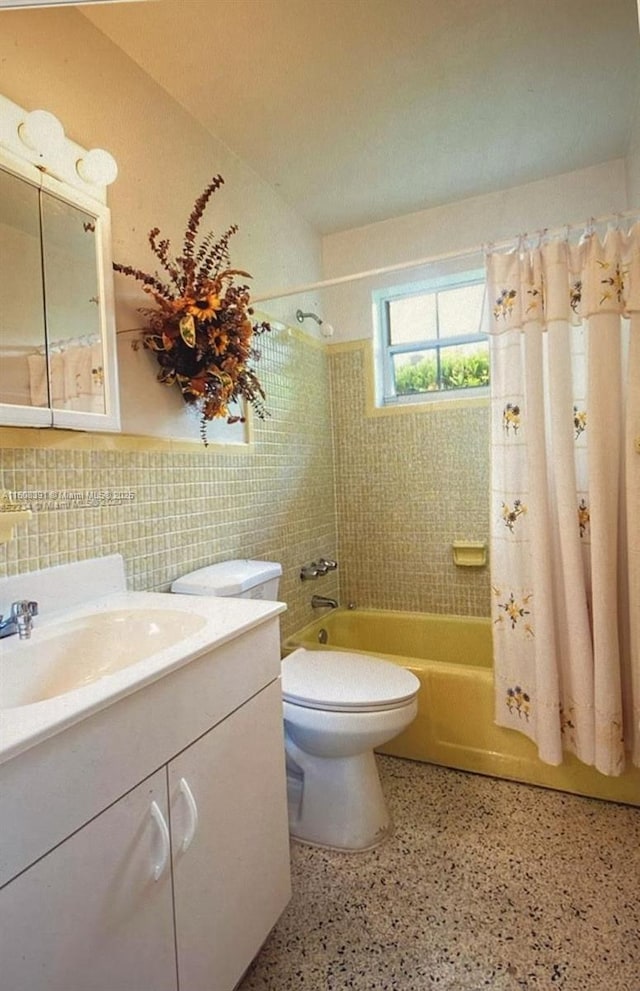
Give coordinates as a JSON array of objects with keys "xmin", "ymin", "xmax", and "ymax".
[
  {"xmin": 282, "ymin": 647, "xmax": 419, "ymax": 850},
  {"xmin": 171, "ymin": 560, "xmax": 420, "ymax": 851}
]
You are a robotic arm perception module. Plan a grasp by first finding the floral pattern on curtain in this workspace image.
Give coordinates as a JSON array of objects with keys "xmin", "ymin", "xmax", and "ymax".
[{"xmin": 487, "ymin": 227, "xmax": 640, "ymax": 776}]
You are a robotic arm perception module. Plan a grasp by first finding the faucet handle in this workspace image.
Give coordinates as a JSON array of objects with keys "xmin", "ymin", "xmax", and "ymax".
[
  {"xmin": 318, "ymin": 558, "xmax": 338, "ymax": 571},
  {"xmin": 11, "ymin": 600, "xmax": 38, "ymax": 639},
  {"xmin": 300, "ymin": 565, "xmax": 320, "ymax": 581},
  {"xmin": 11, "ymin": 600, "xmax": 38, "ymax": 618},
  {"xmin": 311, "ymin": 560, "xmax": 329, "ymax": 575}
]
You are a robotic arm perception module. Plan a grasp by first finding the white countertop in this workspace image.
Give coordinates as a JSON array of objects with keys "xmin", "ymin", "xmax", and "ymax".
[{"xmin": 0, "ymin": 589, "xmax": 285, "ymax": 765}]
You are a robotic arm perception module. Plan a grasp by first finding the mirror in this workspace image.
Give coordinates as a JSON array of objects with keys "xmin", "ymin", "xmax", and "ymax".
[
  {"xmin": 0, "ymin": 167, "xmax": 48, "ymax": 417},
  {"xmin": 0, "ymin": 100, "xmax": 119, "ymax": 433},
  {"xmin": 40, "ymin": 193, "xmax": 107, "ymax": 418}
]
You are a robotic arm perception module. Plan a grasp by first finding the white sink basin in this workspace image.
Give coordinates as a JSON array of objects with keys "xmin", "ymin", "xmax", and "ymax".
[
  {"xmin": 1, "ymin": 608, "xmax": 207, "ymax": 708},
  {"xmin": 0, "ymin": 555, "xmax": 286, "ymax": 766}
]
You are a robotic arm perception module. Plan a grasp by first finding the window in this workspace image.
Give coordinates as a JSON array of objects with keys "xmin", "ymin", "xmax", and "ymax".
[{"xmin": 375, "ymin": 271, "xmax": 488, "ymax": 405}]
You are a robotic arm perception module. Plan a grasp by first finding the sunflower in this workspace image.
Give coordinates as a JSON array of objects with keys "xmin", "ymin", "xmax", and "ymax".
[
  {"xmin": 210, "ymin": 329, "xmax": 230, "ymax": 354},
  {"xmin": 186, "ymin": 293, "xmax": 222, "ymax": 322}
]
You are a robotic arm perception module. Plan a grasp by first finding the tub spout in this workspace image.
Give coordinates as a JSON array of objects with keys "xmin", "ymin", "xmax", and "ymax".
[{"xmin": 311, "ymin": 595, "xmax": 338, "ymax": 609}]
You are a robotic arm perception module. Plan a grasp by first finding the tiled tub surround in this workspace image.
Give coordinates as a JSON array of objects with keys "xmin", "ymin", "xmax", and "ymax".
[
  {"xmin": 239, "ymin": 755, "xmax": 640, "ymax": 991},
  {"xmin": 328, "ymin": 343, "xmax": 491, "ymax": 617},
  {"xmin": 0, "ymin": 329, "xmax": 338, "ymax": 641}
]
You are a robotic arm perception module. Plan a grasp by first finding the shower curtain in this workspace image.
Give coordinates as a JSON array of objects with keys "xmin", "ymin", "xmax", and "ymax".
[{"xmin": 486, "ymin": 226, "xmax": 640, "ymax": 775}]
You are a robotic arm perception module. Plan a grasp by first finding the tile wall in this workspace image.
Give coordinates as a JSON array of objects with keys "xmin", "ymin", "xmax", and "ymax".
[
  {"xmin": 0, "ymin": 328, "xmax": 338, "ymax": 640},
  {"xmin": 329, "ymin": 344, "xmax": 491, "ymax": 616}
]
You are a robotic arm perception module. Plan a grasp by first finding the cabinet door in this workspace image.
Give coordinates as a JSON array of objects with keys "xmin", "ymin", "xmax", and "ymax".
[
  {"xmin": 0, "ymin": 153, "xmax": 120, "ymax": 433},
  {"xmin": 0, "ymin": 166, "xmax": 51, "ymax": 425},
  {"xmin": 170, "ymin": 678, "xmax": 291, "ymax": 991},
  {"xmin": 0, "ymin": 768, "xmax": 177, "ymax": 991}
]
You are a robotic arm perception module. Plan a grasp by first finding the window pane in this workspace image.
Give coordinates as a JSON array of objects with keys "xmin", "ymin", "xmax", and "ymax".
[
  {"xmin": 392, "ymin": 350, "xmax": 439, "ymax": 395},
  {"xmin": 388, "ymin": 293, "xmax": 437, "ymax": 344},
  {"xmin": 438, "ymin": 342, "xmax": 490, "ymax": 390},
  {"xmin": 437, "ymin": 283, "xmax": 485, "ymax": 340},
  {"xmin": 392, "ymin": 342, "xmax": 489, "ymax": 396}
]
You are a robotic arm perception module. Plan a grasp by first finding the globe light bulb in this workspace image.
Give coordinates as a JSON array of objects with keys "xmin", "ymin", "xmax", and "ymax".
[
  {"xmin": 76, "ymin": 148, "xmax": 118, "ymax": 186},
  {"xmin": 18, "ymin": 110, "xmax": 65, "ymax": 156}
]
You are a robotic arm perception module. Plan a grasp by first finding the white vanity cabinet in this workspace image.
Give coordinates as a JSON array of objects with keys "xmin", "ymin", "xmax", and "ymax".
[
  {"xmin": 0, "ymin": 769, "xmax": 177, "ymax": 991},
  {"xmin": 0, "ymin": 615, "xmax": 291, "ymax": 991},
  {"xmin": 170, "ymin": 678, "xmax": 291, "ymax": 991}
]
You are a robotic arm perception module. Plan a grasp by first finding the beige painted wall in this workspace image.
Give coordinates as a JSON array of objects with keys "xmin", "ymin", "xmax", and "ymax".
[
  {"xmin": 322, "ymin": 159, "xmax": 629, "ymax": 338},
  {"xmin": 0, "ymin": 7, "xmax": 323, "ymax": 442},
  {"xmin": 626, "ymin": 78, "xmax": 640, "ymax": 209}
]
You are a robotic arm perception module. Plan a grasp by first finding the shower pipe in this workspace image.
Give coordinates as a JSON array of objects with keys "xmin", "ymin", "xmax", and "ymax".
[{"xmin": 251, "ymin": 207, "xmax": 640, "ymax": 304}]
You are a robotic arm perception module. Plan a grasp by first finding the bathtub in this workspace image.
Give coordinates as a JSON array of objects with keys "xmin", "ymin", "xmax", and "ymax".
[{"xmin": 283, "ymin": 608, "xmax": 640, "ymax": 807}]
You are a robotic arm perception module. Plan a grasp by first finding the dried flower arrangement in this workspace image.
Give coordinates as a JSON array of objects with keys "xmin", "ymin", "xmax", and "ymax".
[{"xmin": 113, "ymin": 174, "xmax": 270, "ymax": 444}]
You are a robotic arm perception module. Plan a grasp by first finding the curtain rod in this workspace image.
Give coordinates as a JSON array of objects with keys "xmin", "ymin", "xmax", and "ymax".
[{"xmin": 251, "ymin": 207, "xmax": 640, "ymax": 304}]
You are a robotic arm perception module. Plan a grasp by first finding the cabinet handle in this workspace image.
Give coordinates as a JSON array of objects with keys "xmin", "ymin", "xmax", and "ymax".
[
  {"xmin": 150, "ymin": 800, "xmax": 170, "ymax": 881},
  {"xmin": 179, "ymin": 777, "xmax": 199, "ymax": 853}
]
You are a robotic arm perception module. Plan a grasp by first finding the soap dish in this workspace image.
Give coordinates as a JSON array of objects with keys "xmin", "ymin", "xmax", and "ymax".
[{"xmin": 452, "ymin": 541, "xmax": 487, "ymax": 568}]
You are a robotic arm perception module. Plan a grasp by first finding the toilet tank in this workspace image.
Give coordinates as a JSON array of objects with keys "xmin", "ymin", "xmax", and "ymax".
[{"xmin": 171, "ymin": 560, "xmax": 282, "ymax": 601}]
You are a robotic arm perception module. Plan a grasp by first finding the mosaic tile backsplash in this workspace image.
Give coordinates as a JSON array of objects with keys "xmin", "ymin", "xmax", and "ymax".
[
  {"xmin": 329, "ymin": 345, "xmax": 491, "ymax": 617},
  {"xmin": 0, "ymin": 329, "xmax": 338, "ymax": 641}
]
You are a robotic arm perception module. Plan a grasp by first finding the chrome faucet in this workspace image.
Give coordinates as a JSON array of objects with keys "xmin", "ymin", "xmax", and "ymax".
[
  {"xmin": 300, "ymin": 558, "xmax": 339, "ymax": 581},
  {"xmin": 0, "ymin": 600, "xmax": 38, "ymax": 640},
  {"xmin": 311, "ymin": 595, "xmax": 338, "ymax": 609},
  {"xmin": 300, "ymin": 564, "xmax": 321, "ymax": 580}
]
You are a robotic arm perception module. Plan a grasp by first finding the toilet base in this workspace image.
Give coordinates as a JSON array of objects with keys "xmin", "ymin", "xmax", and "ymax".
[
  {"xmin": 285, "ymin": 745, "xmax": 391, "ymax": 851},
  {"xmin": 290, "ymin": 823, "xmax": 392, "ymax": 853}
]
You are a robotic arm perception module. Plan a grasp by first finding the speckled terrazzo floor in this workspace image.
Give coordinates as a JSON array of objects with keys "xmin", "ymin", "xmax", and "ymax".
[{"xmin": 238, "ymin": 756, "xmax": 640, "ymax": 991}]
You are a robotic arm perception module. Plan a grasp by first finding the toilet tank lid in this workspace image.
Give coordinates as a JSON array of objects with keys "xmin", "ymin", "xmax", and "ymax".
[{"xmin": 171, "ymin": 559, "xmax": 282, "ymax": 596}]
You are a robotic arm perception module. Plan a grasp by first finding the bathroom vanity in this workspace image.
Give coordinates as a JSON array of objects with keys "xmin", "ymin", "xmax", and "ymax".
[{"xmin": 0, "ymin": 557, "xmax": 291, "ymax": 991}]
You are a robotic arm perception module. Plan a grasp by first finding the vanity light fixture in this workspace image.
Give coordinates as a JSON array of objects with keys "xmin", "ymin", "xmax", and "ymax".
[
  {"xmin": 76, "ymin": 148, "xmax": 118, "ymax": 187},
  {"xmin": 295, "ymin": 309, "xmax": 335, "ymax": 338},
  {"xmin": 1, "ymin": 94, "xmax": 118, "ymax": 199}
]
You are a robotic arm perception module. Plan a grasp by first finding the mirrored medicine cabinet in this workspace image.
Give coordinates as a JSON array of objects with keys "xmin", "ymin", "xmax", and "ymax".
[{"xmin": 0, "ymin": 105, "xmax": 120, "ymax": 432}]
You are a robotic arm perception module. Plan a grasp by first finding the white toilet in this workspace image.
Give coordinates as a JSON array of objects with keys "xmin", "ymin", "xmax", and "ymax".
[
  {"xmin": 282, "ymin": 647, "xmax": 419, "ymax": 850},
  {"xmin": 171, "ymin": 560, "xmax": 420, "ymax": 851}
]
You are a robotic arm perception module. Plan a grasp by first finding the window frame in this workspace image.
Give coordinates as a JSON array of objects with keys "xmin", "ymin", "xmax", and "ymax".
[{"xmin": 374, "ymin": 268, "xmax": 488, "ymax": 406}]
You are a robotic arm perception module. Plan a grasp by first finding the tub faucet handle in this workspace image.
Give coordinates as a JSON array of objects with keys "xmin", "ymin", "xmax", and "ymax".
[
  {"xmin": 318, "ymin": 557, "xmax": 338, "ymax": 571},
  {"xmin": 300, "ymin": 565, "xmax": 320, "ymax": 581}
]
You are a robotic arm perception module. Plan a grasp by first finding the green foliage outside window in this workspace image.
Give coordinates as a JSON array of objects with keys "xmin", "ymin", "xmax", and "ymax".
[{"xmin": 394, "ymin": 349, "xmax": 490, "ymax": 395}]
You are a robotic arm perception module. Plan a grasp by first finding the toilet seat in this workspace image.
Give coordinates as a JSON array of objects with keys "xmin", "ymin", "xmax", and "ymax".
[{"xmin": 281, "ymin": 648, "xmax": 419, "ymax": 713}]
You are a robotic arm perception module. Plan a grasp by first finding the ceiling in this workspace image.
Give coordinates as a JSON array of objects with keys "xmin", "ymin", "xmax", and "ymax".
[{"xmin": 82, "ymin": 0, "xmax": 639, "ymax": 235}]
